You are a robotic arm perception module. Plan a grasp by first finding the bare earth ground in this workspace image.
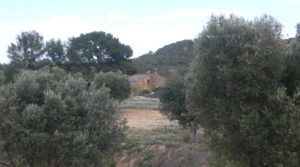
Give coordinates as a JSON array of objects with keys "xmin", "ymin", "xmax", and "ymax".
[
  {"xmin": 120, "ymin": 109, "xmax": 177, "ymax": 130},
  {"xmin": 118, "ymin": 109, "xmax": 209, "ymax": 167},
  {"xmin": 118, "ymin": 97, "xmax": 208, "ymax": 167}
]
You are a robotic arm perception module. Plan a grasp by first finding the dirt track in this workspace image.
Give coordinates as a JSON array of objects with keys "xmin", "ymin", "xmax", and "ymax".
[{"xmin": 120, "ymin": 109, "xmax": 176, "ymax": 130}]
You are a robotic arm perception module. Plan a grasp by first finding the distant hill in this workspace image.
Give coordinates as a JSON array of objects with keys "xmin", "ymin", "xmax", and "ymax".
[{"xmin": 132, "ymin": 40, "xmax": 195, "ymax": 76}]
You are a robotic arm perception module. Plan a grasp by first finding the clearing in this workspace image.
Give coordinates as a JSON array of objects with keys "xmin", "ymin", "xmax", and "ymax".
[
  {"xmin": 120, "ymin": 109, "xmax": 176, "ymax": 130},
  {"xmin": 116, "ymin": 96, "xmax": 209, "ymax": 167}
]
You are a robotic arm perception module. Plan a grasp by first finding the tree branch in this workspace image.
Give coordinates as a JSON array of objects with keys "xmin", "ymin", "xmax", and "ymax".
[{"xmin": 0, "ymin": 160, "xmax": 11, "ymax": 167}]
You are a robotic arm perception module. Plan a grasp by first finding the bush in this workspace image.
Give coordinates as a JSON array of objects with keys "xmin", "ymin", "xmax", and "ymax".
[
  {"xmin": 119, "ymin": 60, "xmax": 137, "ymax": 75},
  {"xmin": 180, "ymin": 129, "xmax": 191, "ymax": 143},
  {"xmin": 187, "ymin": 15, "xmax": 300, "ymax": 166},
  {"xmin": 3, "ymin": 65, "xmax": 18, "ymax": 83},
  {"xmin": 0, "ymin": 71, "xmax": 4, "ymax": 85},
  {"xmin": 159, "ymin": 74, "xmax": 198, "ymax": 140},
  {"xmin": 94, "ymin": 71, "xmax": 131, "ymax": 101},
  {"xmin": 159, "ymin": 74, "xmax": 189, "ymax": 125},
  {"xmin": 0, "ymin": 67, "xmax": 126, "ymax": 167},
  {"xmin": 141, "ymin": 89, "xmax": 151, "ymax": 94}
]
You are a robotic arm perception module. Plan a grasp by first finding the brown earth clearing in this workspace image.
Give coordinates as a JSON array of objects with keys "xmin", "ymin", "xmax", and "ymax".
[
  {"xmin": 120, "ymin": 109, "xmax": 176, "ymax": 130},
  {"xmin": 117, "ymin": 107, "xmax": 209, "ymax": 167}
]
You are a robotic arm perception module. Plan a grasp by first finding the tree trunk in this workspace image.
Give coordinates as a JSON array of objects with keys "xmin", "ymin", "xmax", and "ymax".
[
  {"xmin": 5, "ymin": 150, "xmax": 16, "ymax": 167},
  {"xmin": 189, "ymin": 124, "xmax": 197, "ymax": 142},
  {"xmin": 0, "ymin": 161, "xmax": 11, "ymax": 167}
]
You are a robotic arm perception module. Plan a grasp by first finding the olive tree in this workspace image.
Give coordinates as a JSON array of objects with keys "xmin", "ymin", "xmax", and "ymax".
[
  {"xmin": 187, "ymin": 15, "xmax": 300, "ymax": 166},
  {"xmin": 0, "ymin": 71, "xmax": 4, "ymax": 85},
  {"xmin": 94, "ymin": 72, "xmax": 131, "ymax": 101},
  {"xmin": 282, "ymin": 23, "xmax": 300, "ymax": 96},
  {"xmin": 0, "ymin": 67, "xmax": 126, "ymax": 167},
  {"xmin": 159, "ymin": 74, "xmax": 198, "ymax": 140}
]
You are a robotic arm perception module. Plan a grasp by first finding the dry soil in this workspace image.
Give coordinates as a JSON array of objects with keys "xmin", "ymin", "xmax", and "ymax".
[{"xmin": 120, "ymin": 109, "xmax": 176, "ymax": 130}]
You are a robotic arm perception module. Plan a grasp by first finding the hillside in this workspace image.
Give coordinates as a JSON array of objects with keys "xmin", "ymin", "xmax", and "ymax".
[{"xmin": 132, "ymin": 40, "xmax": 195, "ymax": 76}]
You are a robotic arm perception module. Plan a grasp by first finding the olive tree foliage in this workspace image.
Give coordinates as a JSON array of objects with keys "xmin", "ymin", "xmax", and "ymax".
[
  {"xmin": 94, "ymin": 72, "xmax": 131, "ymax": 101},
  {"xmin": 0, "ymin": 67, "xmax": 126, "ymax": 167},
  {"xmin": 159, "ymin": 74, "xmax": 198, "ymax": 138},
  {"xmin": 160, "ymin": 74, "xmax": 187, "ymax": 124},
  {"xmin": 2, "ymin": 65, "xmax": 19, "ymax": 83},
  {"xmin": 0, "ymin": 64, "xmax": 5, "ymax": 85},
  {"xmin": 0, "ymin": 71, "xmax": 4, "ymax": 85},
  {"xmin": 187, "ymin": 15, "xmax": 300, "ymax": 166},
  {"xmin": 282, "ymin": 23, "xmax": 300, "ymax": 96},
  {"xmin": 7, "ymin": 31, "xmax": 45, "ymax": 69}
]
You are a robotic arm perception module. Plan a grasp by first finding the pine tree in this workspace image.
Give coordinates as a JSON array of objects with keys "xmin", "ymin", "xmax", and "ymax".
[{"xmin": 7, "ymin": 31, "xmax": 45, "ymax": 69}]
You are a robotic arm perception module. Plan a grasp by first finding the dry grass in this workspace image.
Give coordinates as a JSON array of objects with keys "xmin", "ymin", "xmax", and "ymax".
[
  {"xmin": 117, "ymin": 96, "xmax": 209, "ymax": 167},
  {"xmin": 119, "ymin": 96, "xmax": 159, "ymax": 110},
  {"xmin": 125, "ymin": 125, "xmax": 206, "ymax": 151},
  {"xmin": 120, "ymin": 109, "xmax": 176, "ymax": 130},
  {"xmin": 117, "ymin": 125, "xmax": 209, "ymax": 167}
]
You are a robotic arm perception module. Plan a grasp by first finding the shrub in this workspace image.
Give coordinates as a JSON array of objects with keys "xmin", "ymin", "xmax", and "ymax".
[
  {"xmin": 180, "ymin": 129, "xmax": 191, "ymax": 143},
  {"xmin": 0, "ymin": 71, "xmax": 4, "ymax": 85},
  {"xmin": 0, "ymin": 67, "xmax": 126, "ymax": 167},
  {"xmin": 159, "ymin": 74, "xmax": 188, "ymax": 125},
  {"xmin": 159, "ymin": 74, "xmax": 197, "ymax": 140},
  {"xmin": 3, "ymin": 65, "xmax": 18, "ymax": 83},
  {"xmin": 94, "ymin": 71, "xmax": 131, "ymax": 101}
]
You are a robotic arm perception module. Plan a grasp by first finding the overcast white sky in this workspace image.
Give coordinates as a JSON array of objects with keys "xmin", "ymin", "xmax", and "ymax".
[{"xmin": 0, "ymin": 0, "xmax": 299, "ymax": 63}]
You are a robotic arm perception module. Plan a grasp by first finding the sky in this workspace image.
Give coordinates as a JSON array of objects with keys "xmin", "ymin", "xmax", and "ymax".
[{"xmin": 0, "ymin": 0, "xmax": 300, "ymax": 63}]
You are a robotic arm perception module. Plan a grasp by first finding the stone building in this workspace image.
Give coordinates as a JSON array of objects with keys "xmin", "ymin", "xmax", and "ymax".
[{"xmin": 129, "ymin": 73, "xmax": 166, "ymax": 92}]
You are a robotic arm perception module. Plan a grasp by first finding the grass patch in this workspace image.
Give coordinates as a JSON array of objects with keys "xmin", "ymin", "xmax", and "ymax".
[
  {"xmin": 143, "ymin": 153, "xmax": 154, "ymax": 161},
  {"xmin": 122, "ymin": 139, "xmax": 143, "ymax": 155},
  {"xmin": 164, "ymin": 143, "xmax": 179, "ymax": 148},
  {"xmin": 122, "ymin": 139, "xmax": 139, "ymax": 150},
  {"xmin": 117, "ymin": 125, "xmax": 208, "ymax": 167},
  {"xmin": 138, "ymin": 163, "xmax": 152, "ymax": 167},
  {"xmin": 120, "ymin": 96, "xmax": 159, "ymax": 110},
  {"xmin": 125, "ymin": 125, "xmax": 205, "ymax": 151}
]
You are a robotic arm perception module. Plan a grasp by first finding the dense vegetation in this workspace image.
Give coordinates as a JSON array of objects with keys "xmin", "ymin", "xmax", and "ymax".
[
  {"xmin": 0, "ymin": 70, "xmax": 4, "ymax": 85},
  {"xmin": 94, "ymin": 72, "xmax": 131, "ymax": 101},
  {"xmin": 1, "ymin": 14, "xmax": 300, "ymax": 167},
  {"xmin": 282, "ymin": 26, "xmax": 300, "ymax": 96},
  {"xmin": 132, "ymin": 40, "xmax": 194, "ymax": 75},
  {"xmin": 159, "ymin": 15, "xmax": 300, "ymax": 167},
  {"xmin": 0, "ymin": 30, "xmax": 133, "ymax": 167},
  {"xmin": 159, "ymin": 74, "xmax": 188, "ymax": 125},
  {"xmin": 6, "ymin": 31, "xmax": 136, "ymax": 78},
  {"xmin": 187, "ymin": 15, "xmax": 300, "ymax": 166},
  {"xmin": 66, "ymin": 31, "xmax": 137, "ymax": 76},
  {"xmin": 159, "ymin": 74, "xmax": 198, "ymax": 139},
  {"xmin": 0, "ymin": 67, "xmax": 126, "ymax": 166}
]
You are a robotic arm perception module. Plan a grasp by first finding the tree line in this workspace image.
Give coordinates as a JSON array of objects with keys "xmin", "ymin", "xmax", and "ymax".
[
  {"xmin": 132, "ymin": 40, "xmax": 195, "ymax": 76},
  {"xmin": 0, "ymin": 31, "xmax": 133, "ymax": 166},
  {"xmin": 1, "ymin": 30, "xmax": 137, "ymax": 83}
]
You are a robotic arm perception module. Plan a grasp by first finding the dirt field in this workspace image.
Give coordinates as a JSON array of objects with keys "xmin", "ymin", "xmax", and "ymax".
[
  {"xmin": 120, "ymin": 109, "xmax": 176, "ymax": 130},
  {"xmin": 118, "ymin": 109, "xmax": 208, "ymax": 167}
]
